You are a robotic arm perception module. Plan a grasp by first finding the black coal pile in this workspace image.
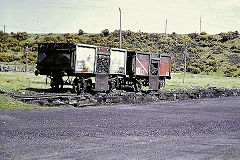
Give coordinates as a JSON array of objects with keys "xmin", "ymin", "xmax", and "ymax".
[
  {"xmin": 158, "ymin": 87, "xmax": 240, "ymax": 101},
  {"xmin": 11, "ymin": 87, "xmax": 240, "ymax": 108}
]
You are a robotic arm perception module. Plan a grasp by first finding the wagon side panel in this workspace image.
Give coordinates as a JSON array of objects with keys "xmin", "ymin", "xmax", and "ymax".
[
  {"xmin": 135, "ymin": 53, "xmax": 150, "ymax": 76},
  {"xmin": 110, "ymin": 49, "xmax": 127, "ymax": 75},
  {"xmin": 36, "ymin": 43, "xmax": 75, "ymax": 75},
  {"xmin": 75, "ymin": 45, "xmax": 96, "ymax": 73},
  {"xmin": 160, "ymin": 56, "xmax": 171, "ymax": 78}
]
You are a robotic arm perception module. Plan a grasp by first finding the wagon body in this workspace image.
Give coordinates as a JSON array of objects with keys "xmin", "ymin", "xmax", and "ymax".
[
  {"xmin": 109, "ymin": 48, "xmax": 127, "ymax": 75},
  {"xmin": 36, "ymin": 43, "xmax": 170, "ymax": 93},
  {"xmin": 126, "ymin": 51, "xmax": 151, "ymax": 77},
  {"xmin": 36, "ymin": 43, "xmax": 127, "ymax": 92},
  {"xmin": 126, "ymin": 51, "xmax": 161, "ymax": 90},
  {"xmin": 36, "ymin": 43, "xmax": 127, "ymax": 75},
  {"xmin": 36, "ymin": 43, "xmax": 76, "ymax": 76}
]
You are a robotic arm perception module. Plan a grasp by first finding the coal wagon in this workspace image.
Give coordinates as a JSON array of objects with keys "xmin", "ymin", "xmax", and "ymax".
[
  {"xmin": 35, "ymin": 43, "xmax": 171, "ymax": 93},
  {"xmin": 126, "ymin": 51, "xmax": 171, "ymax": 91},
  {"xmin": 35, "ymin": 43, "xmax": 127, "ymax": 93}
]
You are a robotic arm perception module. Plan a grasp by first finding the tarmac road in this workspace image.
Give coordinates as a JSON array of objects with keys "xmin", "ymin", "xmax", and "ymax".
[{"xmin": 1, "ymin": 96, "xmax": 240, "ymax": 160}]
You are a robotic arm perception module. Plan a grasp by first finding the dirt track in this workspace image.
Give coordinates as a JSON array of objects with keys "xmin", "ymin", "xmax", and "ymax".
[{"xmin": 1, "ymin": 96, "xmax": 240, "ymax": 159}]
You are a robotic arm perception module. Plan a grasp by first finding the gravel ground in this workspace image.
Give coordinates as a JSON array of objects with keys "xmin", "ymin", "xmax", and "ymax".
[{"xmin": 1, "ymin": 96, "xmax": 240, "ymax": 160}]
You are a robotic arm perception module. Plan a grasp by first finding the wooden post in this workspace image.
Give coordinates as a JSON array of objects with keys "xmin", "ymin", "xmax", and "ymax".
[
  {"xmin": 183, "ymin": 42, "xmax": 187, "ymax": 84},
  {"xmin": 25, "ymin": 45, "xmax": 28, "ymax": 72},
  {"xmin": 165, "ymin": 19, "xmax": 167, "ymax": 35},
  {"xmin": 200, "ymin": 16, "xmax": 202, "ymax": 34},
  {"xmin": 119, "ymin": 7, "xmax": 122, "ymax": 49}
]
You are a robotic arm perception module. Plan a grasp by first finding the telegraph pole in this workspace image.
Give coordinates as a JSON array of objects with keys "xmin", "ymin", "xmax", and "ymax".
[
  {"xmin": 119, "ymin": 7, "xmax": 122, "ymax": 49},
  {"xmin": 3, "ymin": 25, "xmax": 5, "ymax": 33},
  {"xmin": 183, "ymin": 42, "xmax": 187, "ymax": 84},
  {"xmin": 25, "ymin": 45, "xmax": 28, "ymax": 72},
  {"xmin": 165, "ymin": 19, "xmax": 167, "ymax": 35},
  {"xmin": 200, "ymin": 16, "xmax": 202, "ymax": 33}
]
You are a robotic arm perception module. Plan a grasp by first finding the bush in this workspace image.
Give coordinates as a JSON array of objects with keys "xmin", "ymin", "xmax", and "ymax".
[
  {"xmin": 12, "ymin": 32, "xmax": 29, "ymax": 41},
  {"xmin": 188, "ymin": 33, "xmax": 199, "ymax": 39},
  {"xmin": 224, "ymin": 66, "xmax": 239, "ymax": 77},
  {"xmin": 78, "ymin": 29, "xmax": 84, "ymax": 35},
  {"xmin": 213, "ymin": 45, "xmax": 223, "ymax": 54},
  {"xmin": 200, "ymin": 32, "xmax": 207, "ymax": 35},
  {"xmin": 102, "ymin": 29, "xmax": 110, "ymax": 37},
  {"xmin": 21, "ymin": 51, "xmax": 37, "ymax": 64},
  {"xmin": 0, "ymin": 52, "xmax": 16, "ymax": 62},
  {"xmin": 219, "ymin": 31, "xmax": 238, "ymax": 42},
  {"xmin": 187, "ymin": 66, "xmax": 201, "ymax": 74}
]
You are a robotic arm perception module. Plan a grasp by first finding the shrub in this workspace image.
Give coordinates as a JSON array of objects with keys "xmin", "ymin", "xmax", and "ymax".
[
  {"xmin": 0, "ymin": 52, "xmax": 16, "ymax": 62},
  {"xmin": 12, "ymin": 32, "xmax": 29, "ymax": 41},
  {"xmin": 224, "ymin": 65, "xmax": 239, "ymax": 77},
  {"xmin": 219, "ymin": 31, "xmax": 238, "ymax": 42},
  {"xmin": 213, "ymin": 45, "xmax": 223, "ymax": 54},
  {"xmin": 78, "ymin": 29, "xmax": 84, "ymax": 35},
  {"xmin": 200, "ymin": 32, "xmax": 207, "ymax": 35},
  {"xmin": 102, "ymin": 29, "xmax": 110, "ymax": 37}
]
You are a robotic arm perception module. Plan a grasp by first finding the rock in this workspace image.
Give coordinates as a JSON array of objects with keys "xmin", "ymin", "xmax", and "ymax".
[
  {"xmin": 38, "ymin": 99, "xmax": 50, "ymax": 106},
  {"xmin": 0, "ymin": 88, "xmax": 5, "ymax": 94},
  {"xmin": 106, "ymin": 96, "xmax": 122, "ymax": 103}
]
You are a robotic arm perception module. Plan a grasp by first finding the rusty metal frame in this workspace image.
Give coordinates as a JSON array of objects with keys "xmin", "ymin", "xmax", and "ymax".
[
  {"xmin": 95, "ymin": 74, "xmax": 109, "ymax": 91},
  {"xmin": 149, "ymin": 53, "xmax": 160, "ymax": 90},
  {"xmin": 94, "ymin": 46, "xmax": 111, "ymax": 91}
]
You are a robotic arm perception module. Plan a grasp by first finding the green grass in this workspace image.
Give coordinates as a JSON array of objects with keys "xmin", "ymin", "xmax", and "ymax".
[
  {"xmin": 0, "ymin": 72, "xmax": 53, "ymax": 110},
  {"xmin": 0, "ymin": 94, "xmax": 54, "ymax": 110},
  {"xmin": 0, "ymin": 72, "xmax": 239, "ymax": 93},
  {"xmin": 0, "ymin": 72, "xmax": 50, "ymax": 93},
  {"xmin": 164, "ymin": 73, "xmax": 240, "ymax": 90}
]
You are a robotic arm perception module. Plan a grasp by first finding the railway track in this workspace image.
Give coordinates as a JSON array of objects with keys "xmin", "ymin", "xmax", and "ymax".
[
  {"xmin": 8, "ymin": 88, "xmax": 240, "ymax": 108},
  {"xmin": 13, "ymin": 93, "xmax": 99, "ymax": 107},
  {"xmin": 11, "ymin": 90, "xmax": 161, "ymax": 108},
  {"xmin": 14, "ymin": 93, "xmax": 77, "ymax": 101}
]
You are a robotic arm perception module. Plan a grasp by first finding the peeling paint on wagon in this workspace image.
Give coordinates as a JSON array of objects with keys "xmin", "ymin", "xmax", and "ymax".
[
  {"xmin": 75, "ymin": 45, "xmax": 97, "ymax": 73},
  {"xmin": 160, "ymin": 55, "xmax": 171, "ymax": 78},
  {"xmin": 136, "ymin": 53, "xmax": 150, "ymax": 76},
  {"xmin": 110, "ymin": 48, "xmax": 127, "ymax": 75}
]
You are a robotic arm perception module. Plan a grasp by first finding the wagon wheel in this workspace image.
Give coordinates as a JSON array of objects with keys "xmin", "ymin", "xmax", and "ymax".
[
  {"xmin": 109, "ymin": 79, "xmax": 116, "ymax": 91},
  {"xmin": 85, "ymin": 79, "xmax": 93, "ymax": 92},
  {"xmin": 75, "ymin": 79, "xmax": 88, "ymax": 95},
  {"xmin": 159, "ymin": 77, "xmax": 166, "ymax": 89},
  {"xmin": 50, "ymin": 76, "xmax": 63, "ymax": 92},
  {"xmin": 134, "ymin": 81, "xmax": 142, "ymax": 93},
  {"xmin": 76, "ymin": 81, "xmax": 83, "ymax": 95}
]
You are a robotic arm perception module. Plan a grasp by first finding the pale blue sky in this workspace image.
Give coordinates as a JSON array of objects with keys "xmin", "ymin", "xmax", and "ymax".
[{"xmin": 0, "ymin": 0, "xmax": 239, "ymax": 34}]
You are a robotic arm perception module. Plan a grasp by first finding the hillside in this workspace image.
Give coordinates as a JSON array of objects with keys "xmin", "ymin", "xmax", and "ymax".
[{"xmin": 0, "ymin": 30, "xmax": 239, "ymax": 77}]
